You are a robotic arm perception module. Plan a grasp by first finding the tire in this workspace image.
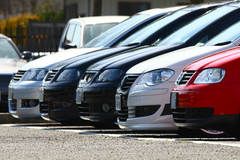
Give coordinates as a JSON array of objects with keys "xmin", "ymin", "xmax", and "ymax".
[
  {"xmin": 178, "ymin": 127, "xmax": 228, "ymax": 138},
  {"xmin": 200, "ymin": 129, "xmax": 224, "ymax": 135}
]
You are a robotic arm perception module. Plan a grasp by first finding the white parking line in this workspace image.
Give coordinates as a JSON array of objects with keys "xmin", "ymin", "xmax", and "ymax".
[{"xmin": 1, "ymin": 124, "xmax": 240, "ymax": 147}]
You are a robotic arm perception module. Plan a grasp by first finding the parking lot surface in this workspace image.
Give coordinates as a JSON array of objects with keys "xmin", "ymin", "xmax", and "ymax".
[{"xmin": 0, "ymin": 123, "xmax": 240, "ymax": 160}]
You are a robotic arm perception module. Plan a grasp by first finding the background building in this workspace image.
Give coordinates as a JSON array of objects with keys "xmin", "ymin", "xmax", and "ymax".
[{"xmin": 0, "ymin": 0, "xmax": 226, "ymax": 21}]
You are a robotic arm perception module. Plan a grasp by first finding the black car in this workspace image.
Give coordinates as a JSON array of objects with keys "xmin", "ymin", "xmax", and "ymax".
[
  {"xmin": 39, "ymin": 2, "xmax": 224, "ymax": 123},
  {"xmin": 76, "ymin": 2, "xmax": 240, "ymax": 126}
]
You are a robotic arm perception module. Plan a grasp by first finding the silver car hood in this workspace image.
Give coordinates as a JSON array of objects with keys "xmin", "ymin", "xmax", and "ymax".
[
  {"xmin": 127, "ymin": 45, "xmax": 236, "ymax": 74},
  {"xmin": 19, "ymin": 48, "xmax": 99, "ymax": 70}
]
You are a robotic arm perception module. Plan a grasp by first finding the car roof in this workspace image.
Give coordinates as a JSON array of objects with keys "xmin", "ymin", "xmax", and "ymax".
[
  {"xmin": 0, "ymin": 34, "xmax": 10, "ymax": 39},
  {"xmin": 136, "ymin": 1, "xmax": 230, "ymax": 16},
  {"xmin": 181, "ymin": 1, "xmax": 231, "ymax": 11},
  {"xmin": 136, "ymin": 6, "xmax": 186, "ymax": 15},
  {"xmin": 68, "ymin": 16, "xmax": 129, "ymax": 25}
]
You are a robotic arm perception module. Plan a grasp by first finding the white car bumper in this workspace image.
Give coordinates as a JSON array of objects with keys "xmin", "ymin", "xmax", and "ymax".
[
  {"xmin": 118, "ymin": 82, "xmax": 177, "ymax": 131},
  {"xmin": 8, "ymin": 81, "xmax": 42, "ymax": 119}
]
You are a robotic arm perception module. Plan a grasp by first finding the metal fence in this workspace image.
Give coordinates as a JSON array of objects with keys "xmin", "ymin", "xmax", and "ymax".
[{"xmin": 0, "ymin": 21, "xmax": 66, "ymax": 58}]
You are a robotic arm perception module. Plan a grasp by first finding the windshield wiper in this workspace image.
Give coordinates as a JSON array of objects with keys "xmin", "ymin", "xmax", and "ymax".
[
  {"xmin": 125, "ymin": 42, "xmax": 140, "ymax": 46},
  {"xmin": 214, "ymin": 41, "xmax": 231, "ymax": 46}
]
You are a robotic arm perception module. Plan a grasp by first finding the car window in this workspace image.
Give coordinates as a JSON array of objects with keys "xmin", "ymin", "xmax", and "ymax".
[
  {"xmin": 118, "ymin": 10, "xmax": 190, "ymax": 46},
  {"xmin": 0, "ymin": 38, "xmax": 20, "ymax": 59},
  {"xmin": 157, "ymin": 6, "xmax": 237, "ymax": 47},
  {"xmin": 83, "ymin": 23, "xmax": 118, "ymax": 46},
  {"xmin": 82, "ymin": 14, "xmax": 149, "ymax": 48},
  {"xmin": 205, "ymin": 21, "xmax": 240, "ymax": 46},
  {"xmin": 64, "ymin": 24, "xmax": 76, "ymax": 45},
  {"xmin": 72, "ymin": 24, "xmax": 81, "ymax": 48}
]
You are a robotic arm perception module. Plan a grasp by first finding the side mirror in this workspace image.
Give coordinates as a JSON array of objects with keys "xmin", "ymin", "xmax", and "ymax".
[
  {"xmin": 22, "ymin": 51, "xmax": 32, "ymax": 61},
  {"xmin": 64, "ymin": 43, "xmax": 77, "ymax": 50}
]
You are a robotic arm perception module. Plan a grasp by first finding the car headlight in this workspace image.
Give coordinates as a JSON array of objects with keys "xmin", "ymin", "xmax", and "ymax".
[
  {"xmin": 96, "ymin": 69, "xmax": 124, "ymax": 82},
  {"xmin": 138, "ymin": 69, "xmax": 174, "ymax": 86},
  {"xmin": 56, "ymin": 69, "xmax": 81, "ymax": 81},
  {"xmin": 24, "ymin": 69, "xmax": 47, "ymax": 81},
  {"xmin": 194, "ymin": 68, "xmax": 226, "ymax": 84}
]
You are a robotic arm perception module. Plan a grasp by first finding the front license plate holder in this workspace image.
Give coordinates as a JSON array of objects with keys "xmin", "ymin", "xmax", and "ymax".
[
  {"xmin": 76, "ymin": 89, "xmax": 84, "ymax": 104},
  {"xmin": 170, "ymin": 92, "xmax": 178, "ymax": 109},
  {"xmin": 39, "ymin": 88, "xmax": 44, "ymax": 102},
  {"xmin": 115, "ymin": 94, "xmax": 122, "ymax": 111}
]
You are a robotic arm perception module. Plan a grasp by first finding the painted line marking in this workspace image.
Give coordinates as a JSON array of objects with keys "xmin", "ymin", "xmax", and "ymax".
[{"xmin": 1, "ymin": 124, "xmax": 240, "ymax": 147}]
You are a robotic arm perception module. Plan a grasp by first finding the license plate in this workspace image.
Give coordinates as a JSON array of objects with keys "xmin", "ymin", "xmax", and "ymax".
[
  {"xmin": 76, "ymin": 88, "xmax": 84, "ymax": 104},
  {"xmin": 115, "ymin": 94, "xmax": 122, "ymax": 111},
  {"xmin": 39, "ymin": 88, "xmax": 44, "ymax": 102},
  {"xmin": 170, "ymin": 92, "xmax": 178, "ymax": 109}
]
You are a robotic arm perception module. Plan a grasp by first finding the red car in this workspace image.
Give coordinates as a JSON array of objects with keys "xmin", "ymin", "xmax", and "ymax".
[{"xmin": 170, "ymin": 47, "xmax": 240, "ymax": 138}]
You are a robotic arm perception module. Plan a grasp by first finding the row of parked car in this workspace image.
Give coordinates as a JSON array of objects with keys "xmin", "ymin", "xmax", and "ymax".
[{"xmin": 4, "ymin": 1, "xmax": 240, "ymax": 139}]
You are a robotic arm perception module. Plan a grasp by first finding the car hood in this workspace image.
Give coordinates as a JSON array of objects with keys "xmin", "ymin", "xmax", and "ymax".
[
  {"xmin": 86, "ymin": 45, "xmax": 172, "ymax": 71},
  {"xmin": 19, "ymin": 48, "xmax": 100, "ymax": 70},
  {"xmin": 185, "ymin": 46, "xmax": 240, "ymax": 71},
  {"xmin": 50, "ymin": 46, "xmax": 132, "ymax": 70},
  {"xmin": 0, "ymin": 58, "xmax": 27, "ymax": 73},
  {"xmin": 127, "ymin": 44, "xmax": 237, "ymax": 74}
]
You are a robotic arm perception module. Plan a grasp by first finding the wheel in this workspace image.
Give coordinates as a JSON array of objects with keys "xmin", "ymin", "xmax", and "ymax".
[
  {"xmin": 200, "ymin": 129, "xmax": 224, "ymax": 135},
  {"xmin": 177, "ymin": 127, "xmax": 227, "ymax": 138}
]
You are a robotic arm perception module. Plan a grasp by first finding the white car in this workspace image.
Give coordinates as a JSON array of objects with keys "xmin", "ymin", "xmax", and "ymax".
[
  {"xmin": 116, "ymin": 20, "xmax": 240, "ymax": 131},
  {"xmin": 8, "ymin": 8, "xmax": 180, "ymax": 119},
  {"xmin": 58, "ymin": 16, "xmax": 128, "ymax": 51}
]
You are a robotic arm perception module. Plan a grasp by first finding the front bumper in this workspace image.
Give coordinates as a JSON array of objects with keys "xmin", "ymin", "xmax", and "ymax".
[
  {"xmin": 117, "ymin": 81, "xmax": 178, "ymax": 130},
  {"xmin": 77, "ymin": 85, "xmax": 118, "ymax": 122},
  {"xmin": 8, "ymin": 81, "xmax": 42, "ymax": 119},
  {"xmin": 40, "ymin": 86, "xmax": 79, "ymax": 122},
  {"xmin": 171, "ymin": 83, "xmax": 240, "ymax": 131},
  {"xmin": 172, "ymin": 108, "xmax": 239, "ymax": 131},
  {"xmin": 117, "ymin": 114, "xmax": 178, "ymax": 131}
]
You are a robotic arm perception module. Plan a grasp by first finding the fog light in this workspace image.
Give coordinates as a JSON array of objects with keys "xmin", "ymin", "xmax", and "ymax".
[
  {"xmin": 22, "ymin": 100, "xmax": 28, "ymax": 107},
  {"xmin": 143, "ymin": 107, "xmax": 150, "ymax": 114},
  {"xmin": 29, "ymin": 100, "xmax": 39, "ymax": 107},
  {"xmin": 102, "ymin": 103, "xmax": 110, "ymax": 112}
]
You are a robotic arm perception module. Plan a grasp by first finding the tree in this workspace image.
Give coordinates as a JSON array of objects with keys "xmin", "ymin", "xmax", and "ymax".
[{"xmin": 34, "ymin": 0, "xmax": 64, "ymax": 21}]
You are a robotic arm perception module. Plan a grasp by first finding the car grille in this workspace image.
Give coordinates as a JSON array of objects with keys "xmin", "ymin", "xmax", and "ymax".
[
  {"xmin": 44, "ymin": 70, "xmax": 58, "ymax": 82},
  {"xmin": 175, "ymin": 71, "xmax": 195, "ymax": 85},
  {"xmin": 118, "ymin": 105, "xmax": 160, "ymax": 122},
  {"xmin": 9, "ymin": 99, "xmax": 17, "ymax": 111},
  {"xmin": 120, "ymin": 74, "xmax": 140, "ymax": 91},
  {"xmin": 78, "ymin": 103, "xmax": 90, "ymax": 116},
  {"xmin": 81, "ymin": 72, "xmax": 96, "ymax": 83},
  {"xmin": 172, "ymin": 107, "xmax": 214, "ymax": 123},
  {"xmin": 40, "ymin": 101, "xmax": 49, "ymax": 113},
  {"xmin": 12, "ymin": 70, "xmax": 26, "ymax": 81}
]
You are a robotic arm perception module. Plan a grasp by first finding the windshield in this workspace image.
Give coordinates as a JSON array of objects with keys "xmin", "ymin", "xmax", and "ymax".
[
  {"xmin": 204, "ymin": 21, "xmax": 240, "ymax": 46},
  {"xmin": 158, "ymin": 6, "xmax": 237, "ymax": 47},
  {"xmin": 0, "ymin": 38, "xmax": 20, "ymax": 59},
  {"xmin": 82, "ymin": 14, "xmax": 149, "ymax": 48},
  {"xmin": 83, "ymin": 23, "xmax": 118, "ymax": 46},
  {"xmin": 118, "ymin": 10, "xmax": 189, "ymax": 46}
]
